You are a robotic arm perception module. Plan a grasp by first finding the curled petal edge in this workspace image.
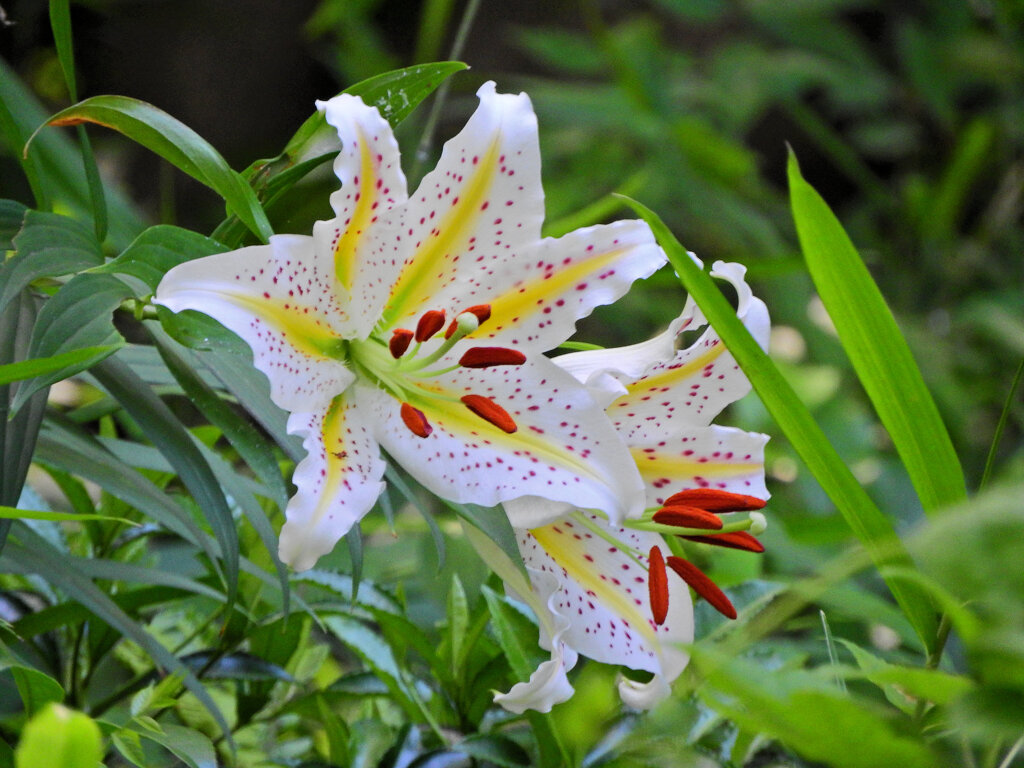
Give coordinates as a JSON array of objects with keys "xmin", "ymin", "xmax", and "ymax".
[
  {"xmin": 493, "ymin": 566, "xmax": 580, "ymax": 714},
  {"xmin": 617, "ymin": 670, "xmax": 674, "ymax": 710},
  {"xmin": 555, "ymin": 257, "xmax": 769, "ymax": 406}
]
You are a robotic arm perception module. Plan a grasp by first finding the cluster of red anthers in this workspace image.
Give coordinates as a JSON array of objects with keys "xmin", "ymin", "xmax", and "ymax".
[
  {"xmin": 391, "ymin": 304, "xmax": 527, "ymax": 439},
  {"xmin": 647, "ymin": 489, "xmax": 766, "ymax": 622}
]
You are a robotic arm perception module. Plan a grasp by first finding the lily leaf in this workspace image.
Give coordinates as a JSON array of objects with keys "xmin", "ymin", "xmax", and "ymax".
[
  {"xmin": 787, "ymin": 152, "xmax": 966, "ymax": 514},
  {"xmin": 29, "ymin": 95, "xmax": 273, "ymax": 242}
]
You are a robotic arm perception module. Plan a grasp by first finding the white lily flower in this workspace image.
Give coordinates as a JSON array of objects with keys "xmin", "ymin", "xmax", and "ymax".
[
  {"xmin": 487, "ymin": 261, "xmax": 771, "ymax": 712},
  {"xmin": 155, "ymin": 82, "xmax": 666, "ymax": 570}
]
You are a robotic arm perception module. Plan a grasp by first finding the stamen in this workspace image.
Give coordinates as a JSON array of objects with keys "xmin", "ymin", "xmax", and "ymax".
[
  {"xmin": 666, "ymin": 556, "xmax": 737, "ymax": 619},
  {"xmin": 458, "ymin": 347, "xmax": 527, "ymax": 368},
  {"xmin": 389, "ymin": 328, "xmax": 414, "ymax": 359},
  {"xmin": 652, "ymin": 506, "xmax": 723, "ymax": 530},
  {"xmin": 648, "ymin": 546, "xmax": 669, "ymax": 625},
  {"xmin": 682, "ymin": 531, "xmax": 765, "ymax": 553},
  {"xmin": 461, "ymin": 394, "xmax": 517, "ymax": 433},
  {"xmin": 445, "ymin": 303, "xmax": 492, "ymax": 338},
  {"xmin": 663, "ymin": 488, "xmax": 766, "ymax": 512},
  {"xmin": 400, "ymin": 402, "xmax": 432, "ymax": 438},
  {"xmin": 415, "ymin": 310, "xmax": 446, "ymax": 342}
]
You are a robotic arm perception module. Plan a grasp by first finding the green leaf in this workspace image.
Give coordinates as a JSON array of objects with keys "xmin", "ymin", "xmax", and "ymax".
[
  {"xmin": 4, "ymin": 528, "xmax": 232, "ymax": 746},
  {"xmin": 211, "ymin": 62, "xmax": 467, "ymax": 247},
  {"xmin": 90, "ymin": 356, "xmax": 239, "ymax": 606},
  {"xmin": 316, "ymin": 694, "xmax": 352, "ymax": 768},
  {"xmin": 12, "ymin": 273, "xmax": 132, "ymax": 411},
  {"xmin": 136, "ymin": 723, "xmax": 217, "ymax": 768},
  {"xmin": 457, "ymin": 735, "xmax": 531, "ymax": 767},
  {"xmin": 0, "ymin": 200, "xmax": 27, "ymax": 251},
  {"xmin": 98, "ymin": 225, "xmax": 227, "ymax": 291},
  {"xmin": 0, "ymin": 292, "xmax": 49, "ymax": 552},
  {"xmin": 151, "ymin": 326, "xmax": 288, "ymax": 511},
  {"xmin": 0, "ymin": 344, "xmax": 122, "ymax": 387},
  {"xmin": 839, "ymin": 639, "xmax": 973, "ymax": 712},
  {"xmin": 32, "ymin": 96, "xmax": 273, "ymax": 242},
  {"xmin": 15, "ymin": 704, "xmax": 102, "ymax": 768},
  {"xmin": 34, "ymin": 418, "xmax": 211, "ymax": 549},
  {"xmin": 447, "ymin": 573, "xmax": 469, "ymax": 679},
  {"xmin": 284, "ymin": 61, "xmax": 469, "ymax": 161},
  {"xmin": 787, "ymin": 152, "xmax": 966, "ymax": 514},
  {"xmin": 480, "ymin": 586, "xmax": 540, "ymax": 682},
  {"xmin": 112, "ymin": 729, "xmax": 147, "ymax": 768},
  {"xmin": 323, "ymin": 614, "xmax": 418, "ymax": 717},
  {"xmin": 0, "ymin": 505, "xmax": 138, "ymax": 526},
  {"xmin": 1, "ymin": 210, "xmax": 103, "ymax": 311},
  {"xmin": 0, "ymin": 60, "xmax": 146, "ymax": 247},
  {"xmin": 692, "ymin": 648, "xmax": 941, "ymax": 768},
  {"xmin": 620, "ymin": 195, "xmax": 939, "ymax": 653},
  {"xmin": 48, "ymin": 0, "xmax": 108, "ymax": 243},
  {"xmin": 6, "ymin": 665, "xmax": 64, "ymax": 716}
]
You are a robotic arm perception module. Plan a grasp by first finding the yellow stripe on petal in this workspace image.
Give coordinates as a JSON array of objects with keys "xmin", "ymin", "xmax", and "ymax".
[
  {"xmin": 225, "ymin": 291, "xmax": 344, "ymax": 359},
  {"xmin": 530, "ymin": 523, "xmax": 658, "ymax": 647},
  {"xmin": 622, "ymin": 342, "xmax": 727, "ymax": 398},
  {"xmin": 382, "ymin": 139, "xmax": 501, "ymax": 325},
  {"xmin": 481, "ymin": 247, "xmax": 631, "ymax": 338},
  {"xmin": 334, "ymin": 134, "xmax": 377, "ymax": 291},
  {"xmin": 308, "ymin": 397, "xmax": 348, "ymax": 528},
  {"xmin": 631, "ymin": 447, "xmax": 760, "ymax": 482}
]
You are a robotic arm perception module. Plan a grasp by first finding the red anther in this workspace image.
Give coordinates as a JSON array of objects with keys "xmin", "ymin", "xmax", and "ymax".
[
  {"xmin": 663, "ymin": 488, "xmax": 766, "ymax": 512},
  {"xmin": 460, "ymin": 394, "xmax": 517, "ymax": 433},
  {"xmin": 444, "ymin": 303, "xmax": 492, "ymax": 338},
  {"xmin": 400, "ymin": 403, "xmax": 432, "ymax": 438},
  {"xmin": 458, "ymin": 347, "xmax": 527, "ymax": 368},
  {"xmin": 415, "ymin": 310, "xmax": 446, "ymax": 342},
  {"xmin": 666, "ymin": 556, "xmax": 737, "ymax": 619},
  {"xmin": 389, "ymin": 328, "xmax": 414, "ymax": 358},
  {"xmin": 648, "ymin": 546, "xmax": 669, "ymax": 625},
  {"xmin": 652, "ymin": 506, "xmax": 723, "ymax": 530},
  {"xmin": 682, "ymin": 531, "xmax": 765, "ymax": 553}
]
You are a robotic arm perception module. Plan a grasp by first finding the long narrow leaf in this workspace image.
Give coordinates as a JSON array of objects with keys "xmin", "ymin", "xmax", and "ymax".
[
  {"xmin": 0, "ymin": 292, "xmax": 49, "ymax": 553},
  {"xmin": 91, "ymin": 356, "xmax": 239, "ymax": 608},
  {"xmin": 1, "ymin": 210, "xmax": 103, "ymax": 311},
  {"xmin": 621, "ymin": 196, "xmax": 939, "ymax": 654},
  {"xmin": 0, "ymin": 344, "xmax": 122, "ymax": 387},
  {"xmin": 11, "ymin": 273, "xmax": 132, "ymax": 412},
  {"xmin": 787, "ymin": 153, "xmax": 966, "ymax": 514},
  {"xmin": 48, "ymin": 0, "xmax": 108, "ymax": 242},
  {"xmin": 151, "ymin": 326, "xmax": 288, "ymax": 511},
  {"xmin": 0, "ymin": 59, "xmax": 145, "ymax": 248},
  {"xmin": 34, "ymin": 419, "xmax": 211, "ymax": 550},
  {"xmin": 29, "ymin": 96, "xmax": 272, "ymax": 242}
]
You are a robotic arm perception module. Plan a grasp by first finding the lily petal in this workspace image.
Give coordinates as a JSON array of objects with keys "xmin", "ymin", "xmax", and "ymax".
[
  {"xmin": 493, "ymin": 567, "xmax": 579, "ymax": 714},
  {"xmin": 278, "ymin": 388, "xmax": 386, "ymax": 571},
  {"xmin": 608, "ymin": 262, "xmax": 769, "ymax": 433},
  {"xmin": 556, "ymin": 260, "xmax": 769, "ymax": 426},
  {"xmin": 378, "ymin": 81, "xmax": 545, "ymax": 330},
  {"xmin": 463, "ymin": 219, "xmax": 667, "ymax": 352},
  {"xmin": 631, "ymin": 425, "xmax": 769, "ymax": 507},
  {"xmin": 154, "ymin": 235, "xmax": 354, "ymax": 413},
  {"xmin": 374, "ymin": 357, "xmax": 646, "ymax": 525},
  {"xmin": 518, "ymin": 512, "xmax": 693, "ymax": 692},
  {"xmin": 312, "ymin": 94, "xmax": 409, "ymax": 338}
]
